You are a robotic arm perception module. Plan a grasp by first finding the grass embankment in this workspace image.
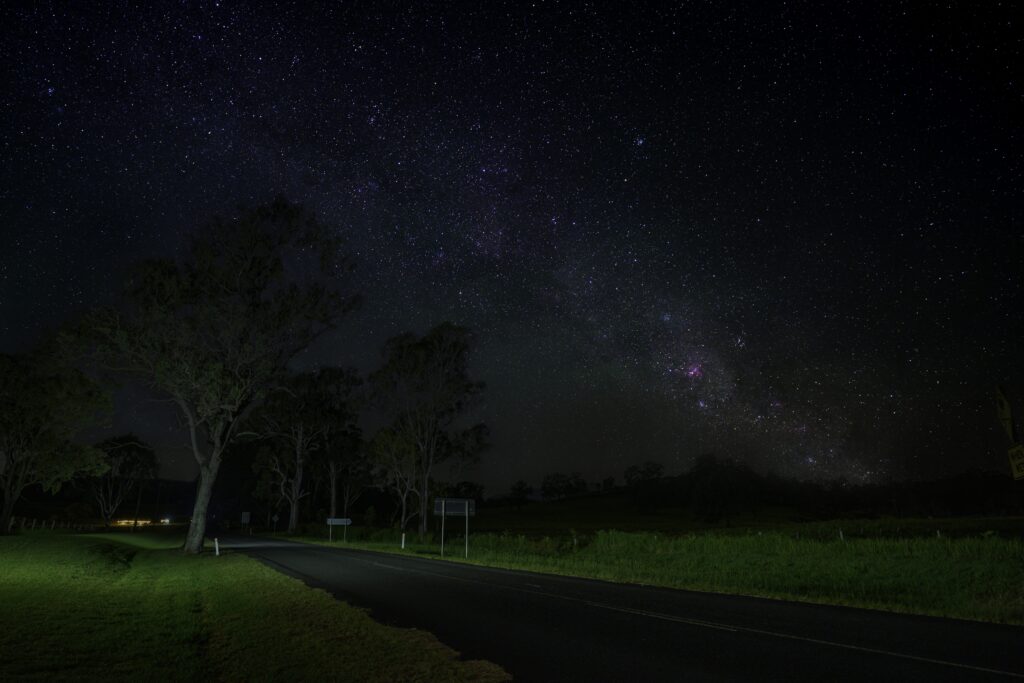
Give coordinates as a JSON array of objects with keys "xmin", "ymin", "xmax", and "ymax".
[
  {"xmin": 289, "ymin": 526, "xmax": 1024, "ymax": 625},
  {"xmin": 0, "ymin": 532, "xmax": 507, "ymax": 682}
]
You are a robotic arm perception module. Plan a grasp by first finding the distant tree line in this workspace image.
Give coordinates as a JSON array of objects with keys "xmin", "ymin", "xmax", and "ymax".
[{"xmin": 515, "ymin": 454, "xmax": 1024, "ymax": 521}]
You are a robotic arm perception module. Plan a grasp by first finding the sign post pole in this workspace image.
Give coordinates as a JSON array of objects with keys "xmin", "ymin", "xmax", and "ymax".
[
  {"xmin": 433, "ymin": 498, "xmax": 475, "ymax": 558},
  {"xmin": 329, "ymin": 522, "xmax": 333, "ymax": 542},
  {"xmin": 441, "ymin": 498, "xmax": 446, "ymax": 557}
]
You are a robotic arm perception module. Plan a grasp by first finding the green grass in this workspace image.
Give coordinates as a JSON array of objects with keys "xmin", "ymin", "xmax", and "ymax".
[
  {"xmin": 287, "ymin": 524, "xmax": 1024, "ymax": 625},
  {"xmin": 0, "ymin": 531, "xmax": 508, "ymax": 682}
]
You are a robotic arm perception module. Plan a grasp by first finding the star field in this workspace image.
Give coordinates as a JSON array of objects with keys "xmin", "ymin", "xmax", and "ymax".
[{"xmin": 1, "ymin": 2, "xmax": 1021, "ymax": 489}]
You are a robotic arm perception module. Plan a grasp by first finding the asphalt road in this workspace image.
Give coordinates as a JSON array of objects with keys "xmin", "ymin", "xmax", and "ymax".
[{"xmin": 221, "ymin": 536, "xmax": 1024, "ymax": 682}]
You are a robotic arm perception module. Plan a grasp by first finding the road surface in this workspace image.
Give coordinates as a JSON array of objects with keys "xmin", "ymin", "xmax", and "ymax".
[{"xmin": 221, "ymin": 536, "xmax": 1024, "ymax": 682}]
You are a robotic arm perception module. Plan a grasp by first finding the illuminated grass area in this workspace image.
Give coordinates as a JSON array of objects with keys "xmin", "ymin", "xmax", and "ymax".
[
  {"xmin": 0, "ymin": 532, "xmax": 507, "ymax": 682},
  {"xmin": 290, "ymin": 527, "xmax": 1024, "ymax": 625}
]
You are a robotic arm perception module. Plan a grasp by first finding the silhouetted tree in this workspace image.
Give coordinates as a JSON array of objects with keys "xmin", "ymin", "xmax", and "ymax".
[
  {"xmin": 370, "ymin": 323, "xmax": 485, "ymax": 540},
  {"xmin": 251, "ymin": 372, "xmax": 340, "ymax": 533},
  {"xmin": 91, "ymin": 434, "xmax": 157, "ymax": 527},
  {"xmin": 0, "ymin": 351, "xmax": 110, "ymax": 534},
  {"xmin": 687, "ymin": 454, "xmax": 756, "ymax": 522},
  {"xmin": 368, "ymin": 427, "xmax": 419, "ymax": 533},
  {"xmin": 509, "ymin": 480, "xmax": 533, "ymax": 509},
  {"xmin": 316, "ymin": 368, "xmax": 364, "ymax": 520},
  {"xmin": 251, "ymin": 453, "xmax": 286, "ymax": 529},
  {"xmin": 624, "ymin": 461, "xmax": 665, "ymax": 512},
  {"xmin": 447, "ymin": 480, "xmax": 485, "ymax": 501},
  {"xmin": 540, "ymin": 472, "xmax": 588, "ymax": 500},
  {"xmin": 623, "ymin": 461, "xmax": 664, "ymax": 487},
  {"xmin": 336, "ymin": 447, "xmax": 372, "ymax": 523},
  {"xmin": 78, "ymin": 199, "xmax": 357, "ymax": 552}
]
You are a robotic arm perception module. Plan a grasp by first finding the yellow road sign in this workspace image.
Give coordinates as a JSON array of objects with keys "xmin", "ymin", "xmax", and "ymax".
[{"xmin": 1009, "ymin": 444, "xmax": 1024, "ymax": 481}]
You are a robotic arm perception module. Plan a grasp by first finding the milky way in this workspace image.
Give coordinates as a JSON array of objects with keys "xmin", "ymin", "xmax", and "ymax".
[{"xmin": 1, "ymin": 2, "xmax": 1020, "ymax": 490}]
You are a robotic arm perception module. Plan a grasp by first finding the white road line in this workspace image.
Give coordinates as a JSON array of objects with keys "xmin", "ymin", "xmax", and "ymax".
[{"xmin": 352, "ymin": 557, "xmax": 1024, "ymax": 679}]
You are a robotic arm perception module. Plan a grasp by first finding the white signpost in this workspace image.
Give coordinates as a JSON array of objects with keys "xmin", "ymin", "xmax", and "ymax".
[
  {"xmin": 327, "ymin": 517, "xmax": 352, "ymax": 542},
  {"xmin": 433, "ymin": 498, "xmax": 475, "ymax": 558}
]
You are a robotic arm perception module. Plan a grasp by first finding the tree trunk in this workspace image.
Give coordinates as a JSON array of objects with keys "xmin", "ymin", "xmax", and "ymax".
[
  {"xmin": 287, "ymin": 456, "xmax": 303, "ymax": 534},
  {"xmin": 329, "ymin": 461, "xmax": 338, "ymax": 519},
  {"xmin": 154, "ymin": 481, "xmax": 162, "ymax": 521},
  {"xmin": 418, "ymin": 471, "xmax": 430, "ymax": 540},
  {"xmin": 287, "ymin": 496, "xmax": 301, "ymax": 534},
  {"xmin": 183, "ymin": 460, "xmax": 220, "ymax": 554},
  {"xmin": 131, "ymin": 480, "xmax": 144, "ymax": 533}
]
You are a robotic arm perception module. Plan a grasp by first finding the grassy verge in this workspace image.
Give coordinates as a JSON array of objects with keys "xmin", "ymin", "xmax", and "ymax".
[
  {"xmin": 0, "ymin": 531, "xmax": 507, "ymax": 682},
  {"xmin": 286, "ymin": 527, "xmax": 1024, "ymax": 625}
]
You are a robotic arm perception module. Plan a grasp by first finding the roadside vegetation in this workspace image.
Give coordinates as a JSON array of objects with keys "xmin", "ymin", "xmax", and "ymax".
[
  {"xmin": 0, "ymin": 531, "xmax": 507, "ymax": 682},
  {"xmin": 285, "ymin": 516, "xmax": 1024, "ymax": 626}
]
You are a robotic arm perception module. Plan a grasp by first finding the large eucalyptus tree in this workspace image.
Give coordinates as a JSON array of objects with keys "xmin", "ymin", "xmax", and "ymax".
[{"xmin": 83, "ymin": 199, "xmax": 357, "ymax": 553}]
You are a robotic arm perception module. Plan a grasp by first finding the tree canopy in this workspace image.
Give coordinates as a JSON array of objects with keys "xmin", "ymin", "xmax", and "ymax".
[
  {"xmin": 0, "ymin": 350, "xmax": 110, "ymax": 533},
  {"xmin": 369, "ymin": 323, "xmax": 485, "ymax": 539},
  {"xmin": 91, "ymin": 434, "xmax": 158, "ymax": 527},
  {"xmin": 251, "ymin": 369, "xmax": 358, "ymax": 533},
  {"xmin": 79, "ymin": 198, "xmax": 357, "ymax": 552}
]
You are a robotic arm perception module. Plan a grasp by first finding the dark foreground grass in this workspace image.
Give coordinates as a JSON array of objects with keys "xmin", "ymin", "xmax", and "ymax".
[
  {"xmin": 0, "ymin": 531, "xmax": 507, "ymax": 682},
  {"xmin": 290, "ymin": 527, "xmax": 1024, "ymax": 625}
]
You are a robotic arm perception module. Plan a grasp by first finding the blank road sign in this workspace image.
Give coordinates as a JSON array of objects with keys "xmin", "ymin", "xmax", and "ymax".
[
  {"xmin": 433, "ymin": 498, "xmax": 475, "ymax": 516},
  {"xmin": 326, "ymin": 518, "xmax": 352, "ymax": 526}
]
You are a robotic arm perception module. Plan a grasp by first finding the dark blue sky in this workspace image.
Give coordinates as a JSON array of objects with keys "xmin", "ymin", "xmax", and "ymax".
[{"xmin": 2, "ymin": 2, "xmax": 1020, "ymax": 490}]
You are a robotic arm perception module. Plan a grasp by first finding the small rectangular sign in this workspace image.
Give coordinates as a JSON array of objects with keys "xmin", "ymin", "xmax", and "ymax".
[
  {"xmin": 1008, "ymin": 444, "xmax": 1024, "ymax": 481},
  {"xmin": 240, "ymin": 511, "xmax": 251, "ymax": 524},
  {"xmin": 433, "ymin": 498, "xmax": 476, "ymax": 516},
  {"xmin": 326, "ymin": 518, "xmax": 352, "ymax": 526}
]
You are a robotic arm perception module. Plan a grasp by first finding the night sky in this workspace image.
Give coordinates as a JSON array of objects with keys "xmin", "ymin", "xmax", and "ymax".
[{"xmin": 2, "ymin": 2, "xmax": 1020, "ymax": 491}]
